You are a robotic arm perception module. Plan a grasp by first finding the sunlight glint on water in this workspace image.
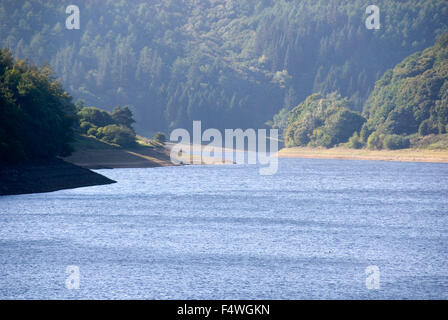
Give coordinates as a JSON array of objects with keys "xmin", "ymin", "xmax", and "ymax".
[{"xmin": 0, "ymin": 158, "xmax": 447, "ymax": 299}]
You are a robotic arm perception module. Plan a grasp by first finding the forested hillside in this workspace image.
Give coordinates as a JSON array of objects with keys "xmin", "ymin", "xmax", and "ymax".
[
  {"xmin": 0, "ymin": 46, "xmax": 143, "ymax": 163},
  {"xmin": 1, "ymin": 0, "xmax": 447, "ymax": 134},
  {"xmin": 0, "ymin": 48, "xmax": 76, "ymax": 162},
  {"xmin": 361, "ymin": 33, "xmax": 448, "ymax": 149},
  {"xmin": 284, "ymin": 33, "xmax": 448, "ymax": 150},
  {"xmin": 284, "ymin": 93, "xmax": 365, "ymax": 148}
]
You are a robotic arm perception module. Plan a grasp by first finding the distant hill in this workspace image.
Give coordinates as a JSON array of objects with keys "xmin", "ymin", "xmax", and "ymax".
[
  {"xmin": 1, "ymin": 0, "xmax": 447, "ymax": 133},
  {"xmin": 283, "ymin": 33, "xmax": 448, "ymax": 150},
  {"xmin": 361, "ymin": 33, "xmax": 448, "ymax": 148}
]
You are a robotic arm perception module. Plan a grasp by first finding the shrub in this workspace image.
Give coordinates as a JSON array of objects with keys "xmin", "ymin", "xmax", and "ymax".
[
  {"xmin": 96, "ymin": 125, "xmax": 136, "ymax": 147},
  {"xmin": 382, "ymin": 134, "xmax": 410, "ymax": 150},
  {"xmin": 77, "ymin": 107, "xmax": 113, "ymax": 127},
  {"xmin": 111, "ymin": 106, "xmax": 135, "ymax": 129},
  {"xmin": 284, "ymin": 128, "xmax": 295, "ymax": 147},
  {"xmin": 367, "ymin": 132, "xmax": 383, "ymax": 150},
  {"xmin": 80, "ymin": 121, "xmax": 96, "ymax": 134},
  {"xmin": 87, "ymin": 127, "xmax": 97, "ymax": 136},
  {"xmin": 293, "ymin": 125, "xmax": 310, "ymax": 146},
  {"xmin": 313, "ymin": 128, "xmax": 333, "ymax": 148},
  {"xmin": 418, "ymin": 119, "xmax": 437, "ymax": 136},
  {"xmin": 360, "ymin": 124, "xmax": 372, "ymax": 143},
  {"xmin": 325, "ymin": 109, "xmax": 366, "ymax": 146},
  {"xmin": 438, "ymin": 121, "xmax": 446, "ymax": 134},
  {"xmin": 282, "ymin": 93, "xmax": 365, "ymax": 148},
  {"xmin": 153, "ymin": 132, "xmax": 166, "ymax": 144},
  {"xmin": 347, "ymin": 132, "xmax": 363, "ymax": 149}
]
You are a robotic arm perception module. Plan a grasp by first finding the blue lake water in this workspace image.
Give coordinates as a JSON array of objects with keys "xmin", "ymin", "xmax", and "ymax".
[{"xmin": 0, "ymin": 158, "xmax": 447, "ymax": 299}]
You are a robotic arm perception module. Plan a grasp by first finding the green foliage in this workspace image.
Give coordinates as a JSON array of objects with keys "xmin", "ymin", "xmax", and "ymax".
[
  {"xmin": 418, "ymin": 119, "xmax": 438, "ymax": 136},
  {"xmin": 347, "ymin": 132, "xmax": 364, "ymax": 149},
  {"xmin": 325, "ymin": 109, "xmax": 366, "ymax": 146},
  {"xmin": 0, "ymin": 48, "xmax": 76, "ymax": 162},
  {"xmin": 111, "ymin": 106, "xmax": 135, "ymax": 130},
  {"xmin": 153, "ymin": 132, "xmax": 166, "ymax": 144},
  {"xmin": 382, "ymin": 134, "xmax": 410, "ymax": 150},
  {"xmin": 367, "ymin": 132, "xmax": 384, "ymax": 150},
  {"xmin": 79, "ymin": 121, "xmax": 97, "ymax": 134},
  {"xmin": 77, "ymin": 107, "xmax": 113, "ymax": 128},
  {"xmin": 96, "ymin": 125, "xmax": 136, "ymax": 147},
  {"xmin": 76, "ymin": 104, "xmax": 137, "ymax": 147},
  {"xmin": 1, "ymin": 0, "xmax": 447, "ymax": 133},
  {"xmin": 268, "ymin": 107, "xmax": 290, "ymax": 132},
  {"xmin": 288, "ymin": 124, "xmax": 309, "ymax": 147},
  {"xmin": 360, "ymin": 124, "xmax": 373, "ymax": 143},
  {"xmin": 87, "ymin": 127, "xmax": 98, "ymax": 137},
  {"xmin": 412, "ymin": 133, "xmax": 448, "ymax": 149},
  {"xmin": 363, "ymin": 34, "xmax": 448, "ymax": 141},
  {"xmin": 285, "ymin": 93, "xmax": 365, "ymax": 148}
]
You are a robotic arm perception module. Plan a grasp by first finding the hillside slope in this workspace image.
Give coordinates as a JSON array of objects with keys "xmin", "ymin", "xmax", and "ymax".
[
  {"xmin": 283, "ymin": 33, "xmax": 448, "ymax": 150},
  {"xmin": 1, "ymin": 0, "xmax": 447, "ymax": 133},
  {"xmin": 63, "ymin": 134, "xmax": 175, "ymax": 169},
  {"xmin": 361, "ymin": 33, "xmax": 448, "ymax": 148}
]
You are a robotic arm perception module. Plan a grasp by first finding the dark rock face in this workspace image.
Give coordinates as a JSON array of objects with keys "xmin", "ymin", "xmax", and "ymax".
[{"xmin": 0, "ymin": 158, "xmax": 116, "ymax": 196}]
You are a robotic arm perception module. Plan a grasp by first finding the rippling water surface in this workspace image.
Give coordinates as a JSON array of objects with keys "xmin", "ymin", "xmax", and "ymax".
[{"xmin": 0, "ymin": 158, "xmax": 447, "ymax": 299}]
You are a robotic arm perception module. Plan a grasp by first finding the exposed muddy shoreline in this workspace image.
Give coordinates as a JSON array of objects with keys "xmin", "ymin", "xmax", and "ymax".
[{"xmin": 0, "ymin": 158, "xmax": 115, "ymax": 196}]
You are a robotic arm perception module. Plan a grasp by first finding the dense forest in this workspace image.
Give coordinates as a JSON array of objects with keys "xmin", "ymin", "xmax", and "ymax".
[
  {"xmin": 361, "ymin": 33, "xmax": 448, "ymax": 149},
  {"xmin": 0, "ymin": 47, "xmax": 141, "ymax": 163},
  {"xmin": 1, "ymin": 0, "xmax": 447, "ymax": 135},
  {"xmin": 284, "ymin": 92, "xmax": 365, "ymax": 148},
  {"xmin": 0, "ymin": 48, "xmax": 76, "ymax": 162},
  {"xmin": 284, "ymin": 33, "xmax": 448, "ymax": 150}
]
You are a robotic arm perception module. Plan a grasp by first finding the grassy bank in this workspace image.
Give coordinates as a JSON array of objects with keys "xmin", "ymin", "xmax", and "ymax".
[
  {"xmin": 278, "ymin": 147, "xmax": 448, "ymax": 163},
  {"xmin": 63, "ymin": 134, "xmax": 175, "ymax": 169},
  {"xmin": 64, "ymin": 135, "xmax": 230, "ymax": 169}
]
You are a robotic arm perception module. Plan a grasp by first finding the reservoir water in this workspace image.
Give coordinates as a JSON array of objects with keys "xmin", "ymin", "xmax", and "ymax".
[{"xmin": 0, "ymin": 158, "xmax": 447, "ymax": 299}]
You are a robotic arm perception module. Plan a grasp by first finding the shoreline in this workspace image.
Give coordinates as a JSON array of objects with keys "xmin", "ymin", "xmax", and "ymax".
[
  {"xmin": 62, "ymin": 134, "xmax": 177, "ymax": 169},
  {"xmin": 3, "ymin": 145, "xmax": 447, "ymax": 197},
  {"xmin": 0, "ymin": 158, "xmax": 115, "ymax": 196},
  {"xmin": 277, "ymin": 147, "xmax": 448, "ymax": 163},
  {"xmin": 63, "ymin": 143, "xmax": 231, "ymax": 169},
  {"xmin": 63, "ymin": 147, "xmax": 176, "ymax": 169}
]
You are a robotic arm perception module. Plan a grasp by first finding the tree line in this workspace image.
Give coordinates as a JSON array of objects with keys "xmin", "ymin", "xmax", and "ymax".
[
  {"xmin": 0, "ymin": 48, "xmax": 76, "ymax": 162},
  {"xmin": 0, "ymin": 48, "xmax": 140, "ymax": 163},
  {"xmin": 283, "ymin": 33, "xmax": 448, "ymax": 150},
  {"xmin": 1, "ymin": 0, "xmax": 446, "ymax": 135}
]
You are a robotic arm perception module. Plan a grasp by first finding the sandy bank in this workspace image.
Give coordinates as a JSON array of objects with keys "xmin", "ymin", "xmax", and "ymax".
[
  {"xmin": 64, "ymin": 143, "xmax": 231, "ymax": 169},
  {"xmin": 278, "ymin": 147, "xmax": 448, "ymax": 163},
  {"xmin": 64, "ymin": 147, "xmax": 175, "ymax": 169}
]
